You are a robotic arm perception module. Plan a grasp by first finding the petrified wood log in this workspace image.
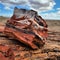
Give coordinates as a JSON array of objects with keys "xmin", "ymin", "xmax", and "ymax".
[{"xmin": 4, "ymin": 7, "xmax": 48, "ymax": 49}]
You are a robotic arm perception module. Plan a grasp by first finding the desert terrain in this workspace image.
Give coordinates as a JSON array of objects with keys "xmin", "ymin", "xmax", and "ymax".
[{"xmin": 0, "ymin": 16, "xmax": 60, "ymax": 60}]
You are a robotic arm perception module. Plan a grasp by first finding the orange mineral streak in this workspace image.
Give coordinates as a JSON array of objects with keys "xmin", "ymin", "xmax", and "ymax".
[
  {"xmin": 0, "ymin": 45, "xmax": 15, "ymax": 60},
  {"xmin": 39, "ymin": 30, "xmax": 48, "ymax": 38},
  {"xmin": 0, "ymin": 26, "xmax": 4, "ymax": 33}
]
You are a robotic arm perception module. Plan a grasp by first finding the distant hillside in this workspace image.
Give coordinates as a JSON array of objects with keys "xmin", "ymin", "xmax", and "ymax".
[
  {"xmin": 0, "ymin": 16, "xmax": 9, "ymax": 23},
  {"xmin": 46, "ymin": 20, "xmax": 60, "ymax": 26}
]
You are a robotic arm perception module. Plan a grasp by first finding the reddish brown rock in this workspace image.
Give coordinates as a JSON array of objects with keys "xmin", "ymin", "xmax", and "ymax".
[
  {"xmin": 3, "ymin": 7, "xmax": 48, "ymax": 49},
  {"xmin": 0, "ymin": 52, "xmax": 9, "ymax": 60}
]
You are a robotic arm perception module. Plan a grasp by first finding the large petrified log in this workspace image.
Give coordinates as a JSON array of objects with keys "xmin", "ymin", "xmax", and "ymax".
[{"xmin": 4, "ymin": 7, "xmax": 48, "ymax": 49}]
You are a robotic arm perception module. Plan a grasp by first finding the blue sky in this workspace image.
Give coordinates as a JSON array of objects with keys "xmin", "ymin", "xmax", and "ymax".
[{"xmin": 0, "ymin": 0, "xmax": 60, "ymax": 20}]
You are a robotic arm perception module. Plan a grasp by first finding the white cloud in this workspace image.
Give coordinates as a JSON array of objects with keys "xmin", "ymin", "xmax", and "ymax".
[
  {"xmin": 0, "ymin": 0, "xmax": 28, "ymax": 10},
  {"xmin": 2, "ymin": 14, "xmax": 12, "ymax": 17},
  {"xmin": 0, "ymin": 0, "xmax": 56, "ymax": 12},
  {"xmin": 57, "ymin": 8, "xmax": 60, "ymax": 10},
  {"xmin": 29, "ymin": 0, "xmax": 56, "ymax": 12},
  {"xmin": 57, "ymin": 11, "xmax": 60, "ymax": 15},
  {"xmin": 4, "ymin": 6, "xmax": 11, "ymax": 10},
  {"xmin": 40, "ymin": 10, "xmax": 60, "ymax": 20},
  {"xmin": 1, "ymin": 0, "xmax": 60, "ymax": 20}
]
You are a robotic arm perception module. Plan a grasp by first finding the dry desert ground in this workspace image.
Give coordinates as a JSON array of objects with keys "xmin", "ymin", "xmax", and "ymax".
[{"xmin": 0, "ymin": 17, "xmax": 60, "ymax": 60}]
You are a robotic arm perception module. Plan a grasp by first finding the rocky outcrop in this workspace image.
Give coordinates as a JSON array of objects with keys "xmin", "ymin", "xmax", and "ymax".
[{"xmin": 0, "ymin": 31, "xmax": 60, "ymax": 60}]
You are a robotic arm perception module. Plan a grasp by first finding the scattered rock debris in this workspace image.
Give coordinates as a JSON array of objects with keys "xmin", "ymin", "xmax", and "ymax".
[{"xmin": 0, "ymin": 31, "xmax": 60, "ymax": 60}]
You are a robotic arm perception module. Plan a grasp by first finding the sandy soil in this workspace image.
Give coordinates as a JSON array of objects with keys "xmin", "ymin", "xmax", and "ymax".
[{"xmin": 0, "ymin": 20, "xmax": 60, "ymax": 60}]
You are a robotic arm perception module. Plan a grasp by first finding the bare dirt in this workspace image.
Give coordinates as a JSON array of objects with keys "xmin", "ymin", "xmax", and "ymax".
[{"xmin": 0, "ymin": 19, "xmax": 60, "ymax": 60}]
